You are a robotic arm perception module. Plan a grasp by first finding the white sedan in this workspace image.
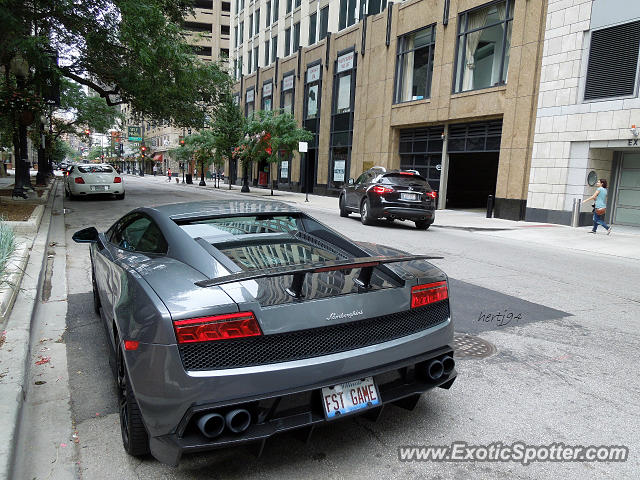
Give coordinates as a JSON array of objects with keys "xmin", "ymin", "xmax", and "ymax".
[{"xmin": 65, "ymin": 164, "xmax": 125, "ymax": 200}]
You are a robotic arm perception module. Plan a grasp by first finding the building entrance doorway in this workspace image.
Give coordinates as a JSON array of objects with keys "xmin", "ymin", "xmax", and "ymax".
[
  {"xmin": 446, "ymin": 152, "xmax": 499, "ymax": 208},
  {"xmin": 614, "ymin": 153, "xmax": 640, "ymax": 226},
  {"xmin": 301, "ymin": 149, "xmax": 317, "ymax": 194}
]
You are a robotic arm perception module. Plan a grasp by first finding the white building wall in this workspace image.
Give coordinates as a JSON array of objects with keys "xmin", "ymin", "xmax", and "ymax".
[{"xmin": 530, "ymin": 0, "xmax": 640, "ymax": 216}]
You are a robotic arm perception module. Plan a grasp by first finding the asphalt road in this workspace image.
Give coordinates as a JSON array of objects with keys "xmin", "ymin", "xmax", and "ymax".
[{"xmin": 32, "ymin": 176, "xmax": 640, "ymax": 479}]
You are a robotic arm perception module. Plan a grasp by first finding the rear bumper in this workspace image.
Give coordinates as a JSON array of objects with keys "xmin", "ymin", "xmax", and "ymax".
[
  {"xmin": 149, "ymin": 347, "xmax": 456, "ymax": 465},
  {"xmin": 377, "ymin": 206, "xmax": 435, "ymax": 221}
]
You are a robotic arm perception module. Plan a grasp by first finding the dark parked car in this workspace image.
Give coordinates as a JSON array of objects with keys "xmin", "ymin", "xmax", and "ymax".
[
  {"xmin": 339, "ymin": 167, "xmax": 437, "ymax": 229},
  {"xmin": 73, "ymin": 200, "xmax": 455, "ymax": 465}
]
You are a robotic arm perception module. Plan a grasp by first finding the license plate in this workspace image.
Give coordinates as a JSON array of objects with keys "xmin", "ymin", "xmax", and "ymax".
[
  {"xmin": 90, "ymin": 185, "xmax": 108, "ymax": 191},
  {"xmin": 401, "ymin": 192, "xmax": 419, "ymax": 201},
  {"xmin": 322, "ymin": 377, "xmax": 380, "ymax": 419}
]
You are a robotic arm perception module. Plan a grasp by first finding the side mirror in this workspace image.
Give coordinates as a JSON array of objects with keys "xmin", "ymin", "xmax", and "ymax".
[
  {"xmin": 72, "ymin": 227, "xmax": 99, "ymax": 243},
  {"xmin": 348, "ymin": 178, "xmax": 355, "ymax": 185}
]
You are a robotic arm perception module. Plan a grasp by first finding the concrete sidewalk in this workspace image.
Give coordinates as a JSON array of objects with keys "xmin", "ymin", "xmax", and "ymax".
[{"xmin": 125, "ymin": 173, "xmax": 640, "ymax": 260}]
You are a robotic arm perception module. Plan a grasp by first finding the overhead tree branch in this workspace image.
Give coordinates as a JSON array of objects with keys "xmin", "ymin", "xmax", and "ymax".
[{"xmin": 59, "ymin": 68, "xmax": 126, "ymax": 106}]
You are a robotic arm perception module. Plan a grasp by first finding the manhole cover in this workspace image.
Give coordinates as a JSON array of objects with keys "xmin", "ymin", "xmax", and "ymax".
[{"xmin": 453, "ymin": 333, "xmax": 496, "ymax": 359}]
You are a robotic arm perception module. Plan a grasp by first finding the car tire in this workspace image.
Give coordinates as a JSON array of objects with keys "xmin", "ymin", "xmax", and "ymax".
[
  {"xmin": 117, "ymin": 345, "xmax": 150, "ymax": 457},
  {"xmin": 339, "ymin": 195, "xmax": 349, "ymax": 217},
  {"xmin": 115, "ymin": 192, "xmax": 125, "ymax": 200},
  {"xmin": 66, "ymin": 187, "xmax": 75, "ymax": 200},
  {"xmin": 385, "ymin": 217, "xmax": 395, "ymax": 224},
  {"xmin": 360, "ymin": 198, "xmax": 375, "ymax": 226},
  {"xmin": 415, "ymin": 220, "xmax": 431, "ymax": 230},
  {"xmin": 92, "ymin": 266, "xmax": 101, "ymax": 315}
]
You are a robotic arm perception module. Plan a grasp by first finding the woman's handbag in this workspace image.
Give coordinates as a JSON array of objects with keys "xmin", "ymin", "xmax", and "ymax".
[{"xmin": 596, "ymin": 207, "xmax": 606, "ymax": 216}]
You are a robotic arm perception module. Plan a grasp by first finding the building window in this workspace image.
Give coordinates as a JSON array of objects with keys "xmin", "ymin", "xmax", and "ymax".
[
  {"xmin": 319, "ymin": 6, "xmax": 329, "ymax": 40},
  {"xmin": 192, "ymin": 45, "xmax": 213, "ymax": 56},
  {"xmin": 281, "ymin": 73, "xmax": 295, "ymax": 115},
  {"xmin": 330, "ymin": 50, "xmax": 356, "ymax": 190},
  {"xmin": 293, "ymin": 22, "xmax": 300, "ymax": 51},
  {"xmin": 249, "ymin": 14, "xmax": 253, "ymax": 37},
  {"xmin": 305, "ymin": 64, "xmax": 322, "ymax": 120},
  {"xmin": 454, "ymin": 0, "xmax": 514, "ymax": 93},
  {"xmin": 220, "ymin": 48, "xmax": 229, "ymax": 59},
  {"xmin": 234, "ymin": 26, "xmax": 238, "ymax": 47},
  {"xmin": 365, "ymin": 0, "xmax": 387, "ymax": 16},
  {"xmin": 184, "ymin": 21, "xmax": 212, "ymax": 33},
  {"xmin": 585, "ymin": 20, "xmax": 640, "ymax": 101},
  {"xmin": 266, "ymin": 1, "xmax": 271, "ymax": 26},
  {"xmin": 264, "ymin": 39, "xmax": 270, "ymax": 65},
  {"xmin": 339, "ymin": 0, "xmax": 357, "ymax": 31},
  {"xmin": 399, "ymin": 127, "xmax": 443, "ymax": 186},
  {"xmin": 222, "ymin": 2, "xmax": 231, "ymax": 12},
  {"xmin": 295, "ymin": 0, "xmax": 301, "ymax": 8},
  {"xmin": 248, "ymin": 51, "xmax": 252, "ymax": 72},
  {"xmin": 262, "ymin": 81, "xmax": 273, "ymax": 111},
  {"xmin": 255, "ymin": 10, "xmax": 260, "ymax": 34},
  {"xmin": 287, "ymin": 0, "xmax": 292, "ymax": 14},
  {"xmin": 254, "ymin": 46, "xmax": 259, "ymax": 70},
  {"xmin": 395, "ymin": 25, "xmax": 436, "ymax": 103},
  {"xmin": 273, "ymin": 0, "xmax": 279, "ymax": 23},
  {"xmin": 285, "ymin": 27, "xmax": 291, "ymax": 56},
  {"xmin": 239, "ymin": 22, "xmax": 244, "ymax": 44},
  {"xmin": 245, "ymin": 88, "xmax": 255, "ymax": 117},
  {"xmin": 238, "ymin": 56, "xmax": 243, "ymax": 77},
  {"xmin": 221, "ymin": 25, "xmax": 230, "ymax": 36},
  {"xmin": 309, "ymin": 12, "xmax": 317, "ymax": 45},
  {"xmin": 240, "ymin": 0, "xmax": 244, "ymax": 11},
  {"xmin": 272, "ymin": 35, "xmax": 278, "ymax": 62}
]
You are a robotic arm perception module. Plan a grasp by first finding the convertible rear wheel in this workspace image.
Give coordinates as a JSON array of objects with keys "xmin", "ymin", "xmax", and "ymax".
[
  {"xmin": 339, "ymin": 195, "xmax": 349, "ymax": 217},
  {"xmin": 117, "ymin": 345, "xmax": 150, "ymax": 456},
  {"xmin": 360, "ymin": 198, "xmax": 375, "ymax": 225}
]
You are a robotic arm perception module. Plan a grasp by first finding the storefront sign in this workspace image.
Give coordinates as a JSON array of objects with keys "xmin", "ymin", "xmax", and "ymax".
[
  {"xmin": 337, "ymin": 52, "xmax": 354, "ymax": 73},
  {"xmin": 283, "ymin": 75, "xmax": 294, "ymax": 91},
  {"xmin": 246, "ymin": 89, "xmax": 254, "ymax": 103},
  {"xmin": 333, "ymin": 160, "xmax": 346, "ymax": 182},
  {"xmin": 263, "ymin": 82, "xmax": 272, "ymax": 97},
  {"xmin": 307, "ymin": 64, "xmax": 321, "ymax": 83},
  {"xmin": 127, "ymin": 126, "xmax": 142, "ymax": 142},
  {"xmin": 281, "ymin": 160, "xmax": 289, "ymax": 178},
  {"xmin": 628, "ymin": 139, "xmax": 639, "ymax": 146}
]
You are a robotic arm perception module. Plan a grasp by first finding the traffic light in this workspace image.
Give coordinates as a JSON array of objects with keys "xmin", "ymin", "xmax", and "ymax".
[
  {"xmin": 141, "ymin": 146, "xmax": 147, "ymax": 152},
  {"xmin": 84, "ymin": 129, "xmax": 90, "ymax": 136},
  {"xmin": 179, "ymin": 136, "xmax": 185, "ymax": 146}
]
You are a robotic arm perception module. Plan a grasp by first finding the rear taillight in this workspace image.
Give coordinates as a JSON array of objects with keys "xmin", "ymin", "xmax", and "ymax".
[
  {"xmin": 426, "ymin": 191, "xmax": 437, "ymax": 199},
  {"xmin": 124, "ymin": 340, "xmax": 139, "ymax": 351},
  {"xmin": 113, "ymin": 177, "xmax": 122, "ymax": 183},
  {"xmin": 411, "ymin": 281, "xmax": 448, "ymax": 308},
  {"xmin": 173, "ymin": 312, "xmax": 262, "ymax": 344},
  {"xmin": 74, "ymin": 177, "xmax": 85, "ymax": 184},
  {"xmin": 399, "ymin": 172, "xmax": 415, "ymax": 176},
  {"xmin": 372, "ymin": 185, "xmax": 394, "ymax": 195}
]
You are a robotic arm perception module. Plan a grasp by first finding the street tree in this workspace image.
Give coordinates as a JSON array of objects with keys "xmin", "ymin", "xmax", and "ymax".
[
  {"xmin": 245, "ymin": 110, "xmax": 313, "ymax": 195},
  {"xmin": 209, "ymin": 94, "xmax": 245, "ymax": 189},
  {"xmin": 1, "ymin": 0, "xmax": 231, "ymax": 195}
]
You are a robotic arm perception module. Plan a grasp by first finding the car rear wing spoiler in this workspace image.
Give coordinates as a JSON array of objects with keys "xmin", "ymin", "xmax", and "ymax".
[{"xmin": 195, "ymin": 254, "xmax": 443, "ymax": 298}]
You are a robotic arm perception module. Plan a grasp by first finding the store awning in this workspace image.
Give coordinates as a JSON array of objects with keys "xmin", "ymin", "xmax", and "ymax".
[{"xmin": 153, "ymin": 154, "xmax": 163, "ymax": 162}]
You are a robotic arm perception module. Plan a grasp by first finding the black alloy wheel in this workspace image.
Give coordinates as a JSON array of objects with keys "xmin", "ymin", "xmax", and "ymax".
[
  {"xmin": 415, "ymin": 220, "xmax": 431, "ymax": 230},
  {"xmin": 117, "ymin": 344, "xmax": 150, "ymax": 456},
  {"xmin": 360, "ymin": 198, "xmax": 375, "ymax": 225},
  {"xmin": 339, "ymin": 195, "xmax": 349, "ymax": 217}
]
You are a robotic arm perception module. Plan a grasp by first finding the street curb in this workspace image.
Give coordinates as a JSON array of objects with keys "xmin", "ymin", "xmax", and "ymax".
[
  {"xmin": 0, "ymin": 180, "xmax": 57, "ymax": 480},
  {"xmin": 3, "ymin": 204, "xmax": 45, "ymax": 236},
  {"xmin": 0, "ymin": 242, "xmax": 29, "ymax": 324}
]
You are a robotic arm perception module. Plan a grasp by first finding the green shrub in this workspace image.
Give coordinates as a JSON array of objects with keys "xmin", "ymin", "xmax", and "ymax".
[{"xmin": 0, "ymin": 220, "xmax": 15, "ymax": 278}]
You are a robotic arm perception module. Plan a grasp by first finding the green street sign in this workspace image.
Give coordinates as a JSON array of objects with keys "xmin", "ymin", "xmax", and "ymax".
[{"xmin": 127, "ymin": 126, "xmax": 142, "ymax": 142}]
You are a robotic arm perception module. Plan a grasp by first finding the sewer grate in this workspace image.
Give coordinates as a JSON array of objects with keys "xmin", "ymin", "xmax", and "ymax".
[{"xmin": 453, "ymin": 333, "xmax": 496, "ymax": 359}]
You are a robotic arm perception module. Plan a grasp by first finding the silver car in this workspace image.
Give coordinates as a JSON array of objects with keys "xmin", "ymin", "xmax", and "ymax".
[{"xmin": 73, "ymin": 200, "xmax": 456, "ymax": 465}]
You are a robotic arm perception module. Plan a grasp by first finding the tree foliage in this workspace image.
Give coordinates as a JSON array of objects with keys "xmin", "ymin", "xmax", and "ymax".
[{"xmin": 0, "ymin": 0, "xmax": 231, "ymax": 128}]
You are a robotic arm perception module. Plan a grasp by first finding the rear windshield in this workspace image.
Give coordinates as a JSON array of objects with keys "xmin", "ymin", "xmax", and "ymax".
[
  {"xmin": 379, "ymin": 173, "xmax": 431, "ymax": 188},
  {"xmin": 78, "ymin": 165, "xmax": 114, "ymax": 173},
  {"xmin": 181, "ymin": 215, "xmax": 301, "ymax": 236}
]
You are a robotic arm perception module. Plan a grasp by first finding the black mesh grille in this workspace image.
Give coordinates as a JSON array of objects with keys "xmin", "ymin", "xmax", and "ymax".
[{"xmin": 178, "ymin": 301, "xmax": 450, "ymax": 370}]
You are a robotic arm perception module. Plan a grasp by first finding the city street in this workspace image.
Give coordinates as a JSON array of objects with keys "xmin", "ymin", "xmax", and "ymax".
[{"xmin": 14, "ymin": 176, "xmax": 640, "ymax": 479}]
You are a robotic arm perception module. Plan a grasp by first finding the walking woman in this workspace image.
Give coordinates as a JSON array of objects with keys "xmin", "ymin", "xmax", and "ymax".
[{"xmin": 582, "ymin": 178, "xmax": 612, "ymax": 235}]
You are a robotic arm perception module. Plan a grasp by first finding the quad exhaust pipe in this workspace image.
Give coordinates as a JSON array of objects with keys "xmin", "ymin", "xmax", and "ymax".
[
  {"xmin": 197, "ymin": 408, "xmax": 252, "ymax": 438},
  {"xmin": 425, "ymin": 356, "xmax": 455, "ymax": 381},
  {"xmin": 225, "ymin": 408, "xmax": 252, "ymax": 433},
  {"xmin": 197, "ymin": 413, "xmax": 225, "ymax": 439}
]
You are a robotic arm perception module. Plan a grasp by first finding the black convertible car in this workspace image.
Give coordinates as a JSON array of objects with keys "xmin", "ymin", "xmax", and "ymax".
[{"xmin": 73, "ymin": 200, "xmax": 455, "ymax": 465}]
